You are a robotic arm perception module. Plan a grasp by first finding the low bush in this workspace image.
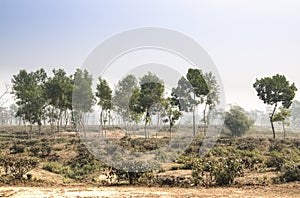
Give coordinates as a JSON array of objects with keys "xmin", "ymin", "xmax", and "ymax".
[
  {"xmin": 265, "ymin": 151, "xmax": 286, "ymax": 171},
  {"xmin": 192, "ymin": 157, "xmax": 244, "ymax": 186},
  {"xmin": 278, "ymin": 162, "xmax": 300, "ymax": 183},
  {"xmin": 10, "ymin": 144, "xmax": 25, "ymax": 154},
  {"xmin": 0, "ymin": 155, "xmax": 38, "ymax": 179}
]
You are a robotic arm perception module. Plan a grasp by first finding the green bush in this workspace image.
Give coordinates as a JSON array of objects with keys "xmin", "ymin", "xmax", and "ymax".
[
  {"xmin": 29, "ymin": 143, "xmax": 51, "ymax": 158},
  {"xmin": 265, "ymin": 151, "xmax": 286, "ymax": 171},
  {"xmin": 192, "ymin": 157, "xmax": 243, "ymax": 186},
  {"xmin": 279, "ymin": 162, "xmax": 300, "ymax": 182},
  {"xmin": 10, "ymin": 144, "xmax": 25, "ymax": 154},
  {"xmin": 110, "ymin": 161, "xmax": 160, "ymax": 185},
  {"xmin": 0, "ymin": 155, "xmax": 38, "ymax": 179},
  {"xmin": 214, "ymin": 158, "xmax": 243, "ymax": 186}
]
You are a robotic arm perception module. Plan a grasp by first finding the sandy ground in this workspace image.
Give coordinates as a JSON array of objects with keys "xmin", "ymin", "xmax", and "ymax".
[{"xmin": 0, "ymin": 183, "xmax": 299, "ymax": 198}]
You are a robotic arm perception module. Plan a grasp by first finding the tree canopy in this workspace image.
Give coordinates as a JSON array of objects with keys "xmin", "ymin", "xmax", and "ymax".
[{"xmin": 253, "ymin": 74, "xmax": 297, "ymax": 138}]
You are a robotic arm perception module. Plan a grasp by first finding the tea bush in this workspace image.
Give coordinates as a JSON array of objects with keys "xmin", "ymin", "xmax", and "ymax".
[
  {"xmin": 0, "ymin": 154, "xmax": 38, "ymax": 179},
  {"xmin": 192, "ymin": 157, "xmax": 244, "ymax": 186},
  {"xmin": 278, "ymin": 162, "xmax": 300, "ymax": 182}
]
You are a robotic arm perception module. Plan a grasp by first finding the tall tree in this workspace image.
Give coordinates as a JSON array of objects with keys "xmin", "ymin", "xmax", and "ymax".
[
  {"xmin": 128, "ymin": 88, "xmax": 143, "ymax": 126},
  {"xmin": 11, "ymin": 69, "xmax": 47, "ymax": 137},
  {"xmin": 186, "ymin": 68, "xmax": 209, "ymax": 136},
  {"xmin": 113, "ymin": 75, "xmax": 139, "ymax": 129},
  {"xmin": 72, "ymin": 69, "xmax": 95, "ymax": 132},
  {"xmin": 171, "ymin": 76, "xmax": 195, "ymax": 113},
  {"xmin": 202, "ymin": 72, "xmax": 220, "ymax": 135},
  {"xmin": 95, "ymin": 77, "xmax": 112, "ymax": 138},
  {"xmin": 134, "ymin": 72, "xmax": 164, "ymax": 138},
  {"xmin": 44, "ymin": 69, "xmax": 73, "ymax": 132},
  {"xmin": 253, "ymin": 74, "xmax": 297, "ymax": 138},
  {"xmin": 161, "ymin": 97, "xmax": 182, "ymax": 138}
]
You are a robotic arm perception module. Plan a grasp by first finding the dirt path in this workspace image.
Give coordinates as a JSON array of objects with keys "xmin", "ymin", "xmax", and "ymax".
[{"xmin": 0, "ymin": 183, "xmax": 299, "ymax": 198}]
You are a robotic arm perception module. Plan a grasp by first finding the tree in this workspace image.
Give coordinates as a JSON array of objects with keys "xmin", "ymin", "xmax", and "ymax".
[
  {"xmin": 128, "ymin": 88, "xmax": 143, "ymax": 126},
  {"xmin": 171, "ymin": 76, "xmax": 195, "ymax": 113},
  {"xmin": 186, "ymin": 68, "xmax": 209, "ymax": 136},
  {"xmin": 44, "ymin": 69, "xmax": 73, "ymax": 132},
  {"xmin": 272, "ymin": 107, "xmax": 291, "ymax": 139},
  {"xmin": 253, "ymin": 74, "xmax": 297, "ymax": 138},
  {"xmin": 95, "ymin": 77, "xmax": 112, "ymax": 138},
  {"xmin": 133, "ymin": 72, "xmax": 164, "ymax": 138},
  {"xmin": 161, "ymin": 97, "xmax": 182, "ymax": 138},
  {"xmin": 113, "ymin": 75, "xmax": 139, "ymax": 129},
  {"xmin": 11, "ymin": 69, "xmax": 48, "ymax": 136},
  {"xmin": 224, "ymin": 105, "xmax": 253, "ymax": 137},
  {"xmin": 72, "ymin": 69, "xmax": 95, "ymax": 132},
  {"xmin": 202, "ymin": 72, "xmax": 220, "ymax": 135}
]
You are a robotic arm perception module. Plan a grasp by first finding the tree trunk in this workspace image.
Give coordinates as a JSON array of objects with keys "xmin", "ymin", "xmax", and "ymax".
[
  {"xmin": 193, "ymin": 106, "xmax": 196, "ymax": 137},
  {"xmin": 203, "ymin": 104, "xmax": 208, "ymax": 136},
  {"xmin": 100, "ymin": 110, "xmax": 103, "ymax": 139},
  {"xmin": 270, "ymin": 103, "xmax": 277, "ymax": 139},
  {"xmin": 282, "ymin": 121, "xmax": 286, "ymax": 139},
  {"xmin": 270, "ymin": 119, "xmax": 276, "ymax": 139},
  {"xmin": 192, "ymin": 93, "xmax": 196, "ymax": 137}
]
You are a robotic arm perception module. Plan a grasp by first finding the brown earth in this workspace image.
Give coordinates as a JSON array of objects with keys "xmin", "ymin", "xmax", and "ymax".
[{"xmin": 0, "ymin": 182, "xmax": 299, "ymax": 198}]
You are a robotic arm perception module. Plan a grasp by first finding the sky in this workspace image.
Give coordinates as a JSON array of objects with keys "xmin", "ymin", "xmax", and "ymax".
[{"xmin": 0, "ymin": 0, "xmax": 300, "ymax": 111}]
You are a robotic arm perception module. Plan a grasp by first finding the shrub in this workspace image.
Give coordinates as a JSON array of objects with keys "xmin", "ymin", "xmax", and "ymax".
[
  {"xmin": 10, "ymin": 144, "xmax": 25, "ymax": 154},
  {"xmin": 110, "ymin": 161, "xmax": 160, "ymax": 185},
  {"xmin": 214, "ymin": 158, "xmax": 243, "ymax": 186},
  {"xmin": 29, "ymin": 143, "xmax": 51, "ymax": 158},
  {"xmin": 0, "ymin": 155, "xmax": 38, "ymax": 179},
  {"xmin": 192, "ymin": 157, "xmax": 243, "ymax": 186},
  {"xmin": 265, "ymin": 151, "xmax": 286, "ymax": 171},
  {"xmin": 279, "ymin": 162, "xmax": 300, "ymax": 182}
]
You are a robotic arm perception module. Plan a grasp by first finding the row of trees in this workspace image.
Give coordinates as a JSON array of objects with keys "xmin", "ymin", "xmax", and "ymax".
[
  {"xmin": 10, "ymin": 68, "xmax": 220, "ymax": 138},
  {"xmin": 97, "ymin": 68, "xmax": 220, "ymax": 138}
]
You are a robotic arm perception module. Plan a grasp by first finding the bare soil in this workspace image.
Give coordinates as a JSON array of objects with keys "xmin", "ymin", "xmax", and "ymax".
[{"xmin": 0, "ymin": 182, "xmax": 299, "ymax": 198}]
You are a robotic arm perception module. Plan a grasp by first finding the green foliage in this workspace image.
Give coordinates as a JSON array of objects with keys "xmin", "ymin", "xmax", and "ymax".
[
  {"xmin": 186, "ymin": 68, "xmax": 209, "ymax": 97},
  {"xmin": 11, "ymin": 69, "xmax": 48, "ymax": 130},
  {"xmin": 29, "ymin": 143, "xmax": 51, "ymax": 158},
  {"xmin": 265, "ymin": 151, "xmax": 287, "ymax": 171},
  {"xmin": 0, "ymin": 155, "xmax": 38, "ymax": 179},
  {"xmin": 96, "ymin": 77, "xmax": 112, "ymax": 110},
  {"xmin": 192, "ymin": 157, "xmax": 243, "ymax": 186},
  {"xmin": 44, "ymin": 69, "xmax": 73, "ymax": 131},
  {"xmin": 130, "ymin": 72, "xmax": 165, "ymax": 138},
  {"xmin": 279, "ymin": 162, "xmax": 300, "ymax": 182},
  {"xmin": 224, "ymin": 105, "xmax": 253, "ymax": 137},
  {"xmin": 110, "ymin": 160, "xmax": 160, "ymax": 184},
  {"xmin": 171, "ymin": 76, "xmax": 195, "ymax": 112},
  {"xmin": 72, "ymin": 69, "xmax": 95, "ymax": 129},
  {"xmin": 10, "ymin": 144, "xmax": 25, "ymax": 154},
  {"xmin": 113, "ymin": 75, "xmax": 139, "ymax": 123},
  {"xmin": 161, "ymin": 97, "xmax": 182, "ymax": 136},
  {"xmin": 253, "ymin": 74, "xmax": 297, "ymax": 138}
]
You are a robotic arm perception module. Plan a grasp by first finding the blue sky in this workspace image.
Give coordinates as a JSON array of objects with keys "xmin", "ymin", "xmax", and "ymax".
[{"xmin": 1, "ymin": 0, "xmax": 300, "ymax": 111}]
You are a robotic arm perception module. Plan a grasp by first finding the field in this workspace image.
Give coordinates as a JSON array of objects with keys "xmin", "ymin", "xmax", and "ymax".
[{"xmin": 0, "ymin": 125, "xmax": 299, "ymax": 197}]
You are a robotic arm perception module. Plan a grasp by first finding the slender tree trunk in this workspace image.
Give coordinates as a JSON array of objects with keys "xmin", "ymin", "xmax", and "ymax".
[
  {"xmin": 193, "ymin": 106, "xmax": 196, "ymax": 137},
  {"xmin": 270, "ymin": 119, "xmax": 276, "ymax": 139},
  {"xmin": 203, "ymin": 104, "xmax": 208, "ymax": 136},
  {"xmin": 270, "ymin": 103, "xmax": 278, "ymax": 139},
  {"xmin": 282, "ymin": 121, "xmax": 286, "ymax": 139},
  {"xmin": 100, "ymin": 110, "xmax": 103, "ymax": 139},
  {"xmin": 193, "ymin": 93, "xmax": 196, "ymax": 137}
]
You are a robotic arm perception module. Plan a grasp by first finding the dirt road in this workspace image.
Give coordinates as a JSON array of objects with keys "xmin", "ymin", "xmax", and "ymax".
[{"xmin": 0, "ymin": 183, "xmax": 299, "ymax": 198}]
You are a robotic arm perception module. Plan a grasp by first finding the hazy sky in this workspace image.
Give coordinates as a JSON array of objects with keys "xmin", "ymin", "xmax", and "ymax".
[{"xmin": 1, "ymin": 0, "xmax": 300, "ymax": 111}]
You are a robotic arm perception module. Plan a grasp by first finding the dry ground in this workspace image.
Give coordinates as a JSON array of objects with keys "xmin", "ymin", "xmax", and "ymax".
[{"xmin": 0, "ymin": 183, "xmax": 299, "ymax": 198}]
